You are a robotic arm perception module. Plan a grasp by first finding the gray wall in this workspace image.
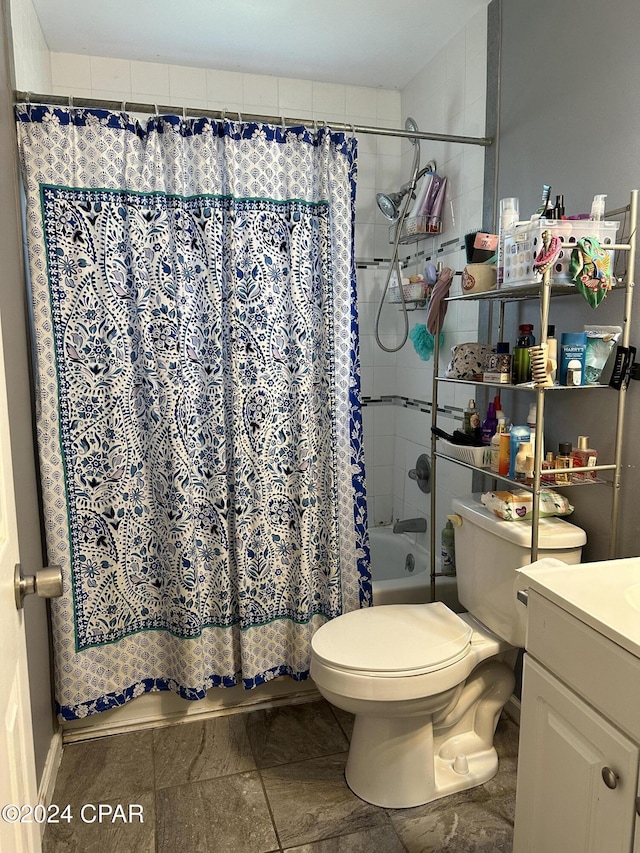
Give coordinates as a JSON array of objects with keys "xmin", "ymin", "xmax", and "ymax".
[
  {"xmin": 495, "ymin": 0, "xmax": 640, "ymax": 560},
  {"xmin": 1, "ymin": 0, "xmax": 55, "ymax": 785}
]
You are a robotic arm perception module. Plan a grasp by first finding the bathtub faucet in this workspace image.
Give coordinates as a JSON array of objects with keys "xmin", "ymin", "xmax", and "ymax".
[{"xmin": 393, "ymin": 517, "xmax": 427, "ymax": 534}]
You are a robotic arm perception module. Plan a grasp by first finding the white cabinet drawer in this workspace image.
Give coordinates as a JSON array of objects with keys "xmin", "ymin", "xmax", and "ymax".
[{"xmin": 527, "ymin": 590, "xmax": 640, "ymax": 742}]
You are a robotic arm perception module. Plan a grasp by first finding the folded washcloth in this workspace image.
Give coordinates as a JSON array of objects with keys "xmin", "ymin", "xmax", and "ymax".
[{"xmin": 426, "ymin": 267, "xmax": 454, "ymax": 334}]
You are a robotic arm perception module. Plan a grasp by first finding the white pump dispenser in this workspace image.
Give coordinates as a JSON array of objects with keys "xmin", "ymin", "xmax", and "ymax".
[{"xmin": 591, "ymin": 194, "xmax": 607, "ymax": 221}]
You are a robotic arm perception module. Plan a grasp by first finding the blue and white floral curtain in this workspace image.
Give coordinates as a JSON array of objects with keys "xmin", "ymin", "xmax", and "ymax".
[{"xmin": 16, "ymin": 105, "xmax": 370, "ymax": 720}]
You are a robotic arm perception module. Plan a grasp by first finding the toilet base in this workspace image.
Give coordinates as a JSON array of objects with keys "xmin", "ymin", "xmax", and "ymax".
[
  {"xmin": 345, "ymin": 716, "xmax": 500, "ymax": 808},
  {"xmin": 343, "ymin": 659, "xmax": 515, "ymax": 808}
]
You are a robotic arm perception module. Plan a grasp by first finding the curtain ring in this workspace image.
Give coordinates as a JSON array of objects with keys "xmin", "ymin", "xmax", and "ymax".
[
  {"xmin": 313, "ymin": 119, "xmax": 318, "ymax": 133},
  {"xmin": 221, "ymin": 109, "xmax": 226, "ymax": 121},
  {"xmin": 237, "ymin": 110, "xmax": 242, "ymax": 123},
  {"xmin": 68, "ymin": 95, "xmax": 73, "ymax": 109},
  {"xmin": 281, "ymin": 115, "xmax": 286, "ymax": 131},
  {"xmin": 182, "ymin": 105, "xmax": 187, "ymax": 120},
  {"xmin": 121, "ymin": 101, "xmax": 127, "ymax": 113}
]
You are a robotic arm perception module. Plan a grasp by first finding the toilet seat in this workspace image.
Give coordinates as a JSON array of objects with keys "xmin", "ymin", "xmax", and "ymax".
[{"xmin": 311, "ymin": 602, "xmax": 472, "ymax": 677}]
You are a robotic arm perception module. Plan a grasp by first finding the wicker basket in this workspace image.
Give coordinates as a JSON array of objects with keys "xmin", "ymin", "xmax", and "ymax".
[{"xmin": 438, "ymin": 438, "xmax": 491, "ymax": 468}]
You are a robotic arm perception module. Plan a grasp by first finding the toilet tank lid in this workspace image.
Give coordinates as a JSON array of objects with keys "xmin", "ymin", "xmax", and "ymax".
[
  {"xmin": 452, "ymin": 495, "xmax": 587, "ymax": 549},
  {"xmin": 311, "ymin": 603, "xmax": 472, "ymax": 676}
]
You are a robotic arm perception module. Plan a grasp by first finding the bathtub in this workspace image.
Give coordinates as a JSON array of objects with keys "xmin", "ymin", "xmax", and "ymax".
[{"xmin": 368, "ymin": 525, "xmax": 460, "ymax": 610}]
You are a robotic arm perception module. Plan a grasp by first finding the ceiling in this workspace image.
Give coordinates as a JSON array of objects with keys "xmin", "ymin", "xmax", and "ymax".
[{"xmin": 32, "ymin": 0, "xmax": 491, "ymax": 90}]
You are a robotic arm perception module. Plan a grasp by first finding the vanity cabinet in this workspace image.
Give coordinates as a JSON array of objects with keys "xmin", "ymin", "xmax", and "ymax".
[
  {"xmin": 514, "ymin": 584, "xmax": 640, "ymax": 853},
  {"xmin": 428, "ymin": 189, "xmax": 638, "ymax": 590}
]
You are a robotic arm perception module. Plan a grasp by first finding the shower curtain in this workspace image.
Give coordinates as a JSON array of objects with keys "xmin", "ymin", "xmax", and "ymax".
[{"xmin": 16, "ymin": 105, "xmax": 370, "ymax": 720}]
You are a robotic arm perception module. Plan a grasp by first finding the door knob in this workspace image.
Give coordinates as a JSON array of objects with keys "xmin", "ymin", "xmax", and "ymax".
[
  {"xmin": 601, "ymin": 766, "xmax": 619, "ymax": 789},
  {"xmin": 14, "ymin": 564, "xmax": 63, "ymax": 610}
]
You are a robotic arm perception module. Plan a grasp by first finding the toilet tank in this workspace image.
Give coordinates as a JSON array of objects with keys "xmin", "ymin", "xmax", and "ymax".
[{"xmin": 451, "ymin": 494, "xmax": 586, "ymax": 646}]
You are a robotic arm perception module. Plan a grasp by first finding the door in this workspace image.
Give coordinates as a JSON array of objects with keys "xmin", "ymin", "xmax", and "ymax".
[
  {"xmin": 0, "ymin": 309, "xmax": 40, "ymax": 852},
  {"xmin": 514, "ymin": 655, "xmax": 639, "ymax": 853}
]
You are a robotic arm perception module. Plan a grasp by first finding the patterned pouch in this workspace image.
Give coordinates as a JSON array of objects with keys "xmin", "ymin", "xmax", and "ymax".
[
  {"xmin": 569, "ymin": 236, "xmax": 613, "ymax": 308},
  {"xmin": 445, "ymin": 343, "xmax": 492, "ymax": 379}
]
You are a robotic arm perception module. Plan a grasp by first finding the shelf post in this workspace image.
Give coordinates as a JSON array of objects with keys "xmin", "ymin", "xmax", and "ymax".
[{"xmin": 609, "ymin": 188, "xmax": 637, "ymax": 557}]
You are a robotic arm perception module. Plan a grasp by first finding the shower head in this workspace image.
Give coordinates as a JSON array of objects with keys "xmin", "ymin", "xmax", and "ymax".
[
  {"xmin": 375, "ymin": 118, "xmax": 424, "ymax": 221},
  {"xmin": 376, "ymin": 186, "xmax": 411, "ymax": 221},
  {"xmin": 405, "ymin": 116, "xmax": 419, "ymax": 142}
]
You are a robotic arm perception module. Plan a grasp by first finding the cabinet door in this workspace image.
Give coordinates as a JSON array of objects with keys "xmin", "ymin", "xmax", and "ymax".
[{"xmin": 514, "ymin": 655, "xmax": 639, "ymax": 853}]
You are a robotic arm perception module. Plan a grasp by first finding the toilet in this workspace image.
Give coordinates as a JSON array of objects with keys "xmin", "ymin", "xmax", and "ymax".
[{"xmin": 310, "ymin": 494, "xmax": 586, "ymax": 808}]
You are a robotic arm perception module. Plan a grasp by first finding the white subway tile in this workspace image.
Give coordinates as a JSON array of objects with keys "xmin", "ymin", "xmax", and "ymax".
[
  {"xmin": 90, "ymin": 56, "xmax": 131, "ymax": 94},
  {"xmin": 169, "ymin": 65, "xmax": 207, "ymax": 101},
  {"xmin": 130, "ymin": 61, "xmax": 170, "ymax": 97},
  {"xmin": 312, "ymin": 81, "xmax": 346, "ymax": 116},
  {"xmin": 345, "ymin": 85, "xmax": 378, "ymax": 119},
  {"xmin": 376, "ymin": 89, "xmax": 401, "ymax": 123},
  {"xmin": 51, "ymin": 52, "xmax": 91, "ymax": 89},
  {"xmin": 206, "ymin": 68, "xmax": 244, "ymax": 104},
  {"xmin": 278, "ymin": 77, "xmax": 313, "ymax": 112},
  {"xmin": 243, "ymin": 73, "xmax": 279, "ymax": 107}
]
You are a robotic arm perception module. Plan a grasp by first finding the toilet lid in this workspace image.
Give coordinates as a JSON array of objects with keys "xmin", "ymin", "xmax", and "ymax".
[{"xmin": 312, "ymin": 602, "xmax": 472, "ymax": 677}]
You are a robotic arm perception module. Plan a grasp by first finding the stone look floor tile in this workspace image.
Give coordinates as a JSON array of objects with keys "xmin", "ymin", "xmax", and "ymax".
[
  {"xmin": 48, "ymin": 730, "xmax": 155, "ymax": 806},
  {"xmin": 261, "ymin": 752, "xmax": 389, "ymax": 848},
  {"xmin": 282, "ymin": 824, "xmax": 407, "ymax": 852},
  {"xmin": 43, "ymin": 791, "xmax": 155, "ymax": 853},
  {"xmin": 153, "ymin": 713, "xmax": 255, "ymax": 788},
  {"xmin": 247, "ymin": 699, "xmax": 349, "ymax": 768},
  {"xmin": 388, "ymin": 716, "xmax": 518, "ymax": 853},
  {"xmin": 390, "ymin": 795, "xmax": 514, "ymax": 853},
  {"xmin": 156, "ymin": 771, "xmax": 279, "ymax": 853},
  {"xmin": 327, "ymin": 705, "xmax": 355, "ymax": 741}
]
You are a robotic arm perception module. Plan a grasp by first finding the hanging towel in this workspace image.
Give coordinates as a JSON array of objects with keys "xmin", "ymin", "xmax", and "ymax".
[{"xmin": 426, "ymin": 267, "xmax": 454, "ymax": 334}]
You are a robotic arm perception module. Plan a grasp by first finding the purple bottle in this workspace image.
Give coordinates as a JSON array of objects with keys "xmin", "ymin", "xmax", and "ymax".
[{"xmin": 481, "ymin": 402, "xmax": 498, "ymax": 445}]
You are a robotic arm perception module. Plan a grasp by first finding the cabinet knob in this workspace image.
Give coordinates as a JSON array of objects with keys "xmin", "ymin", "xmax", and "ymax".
[{"xmin": 601, "ymin": 766, "xmax": 619, "ymax": 790}]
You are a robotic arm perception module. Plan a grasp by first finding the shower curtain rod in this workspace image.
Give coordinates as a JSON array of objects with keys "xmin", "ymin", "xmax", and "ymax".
[{"xmin": 14, "ymin": 90, "xmax": 493, "ymax": 148}]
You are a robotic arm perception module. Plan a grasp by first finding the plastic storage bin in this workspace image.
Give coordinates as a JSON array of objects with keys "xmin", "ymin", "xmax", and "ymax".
[{"xmin": 502, "ymin": 219, "xmax": 619, "ymax": 287}]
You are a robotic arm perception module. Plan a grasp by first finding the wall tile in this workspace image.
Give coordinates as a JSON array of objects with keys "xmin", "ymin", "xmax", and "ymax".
[
  {"xmin": 243, "ymin": 73, "xmax": 278, "ymax": 108},
  {"xmin": 277, "ymin": 76, "xmax": 313, "ymax": 112},
  {"xmin": 312, "ymin": 81, "xmax": 346, "ymax": 115},
  {"xmin": 50, "ymin": 52, "xmax": 91, "ymax": 90},
  {"xmin": 345, "ymin": 85, "xmax": 378, "ymax": 119},
  {"xmin": 90, "ymin": 56, "xmax": 131, "ymax": 94},
  {"xmin": 130, "ymin": 60, "xmax": 170, "ymax": 97},
  {"xmin": 169, "ymin": 64, "xmax": 207, "ymax": 101},
  {"xmin": 206, "ymin": 68, "xmax": 244, "ymax": 103}
]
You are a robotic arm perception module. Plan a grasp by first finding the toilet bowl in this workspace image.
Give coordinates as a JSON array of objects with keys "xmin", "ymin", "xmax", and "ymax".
[
  {"xmin": 310, "ymin": 603, "xmax": 515, "ymax": 808},
  {"xmin": 310, "ymin": 494, "xmax": 587, "ymax": 808}
]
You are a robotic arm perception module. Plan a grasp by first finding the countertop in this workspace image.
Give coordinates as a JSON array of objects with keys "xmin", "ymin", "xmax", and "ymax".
[{"xmin": 518, "ymin": 556, "xmax": 640, "ymax": 660}]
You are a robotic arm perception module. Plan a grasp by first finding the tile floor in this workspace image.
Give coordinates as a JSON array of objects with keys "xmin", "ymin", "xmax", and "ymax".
[{"xmin": 43, "ymin": 698, "xmax": 519, "ymax": 852}]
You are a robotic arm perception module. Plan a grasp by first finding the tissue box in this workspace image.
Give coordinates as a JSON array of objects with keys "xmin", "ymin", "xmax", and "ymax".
[{"xmin": 502, "ymin": 219, "xmax": 619, "ymax": 288}]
